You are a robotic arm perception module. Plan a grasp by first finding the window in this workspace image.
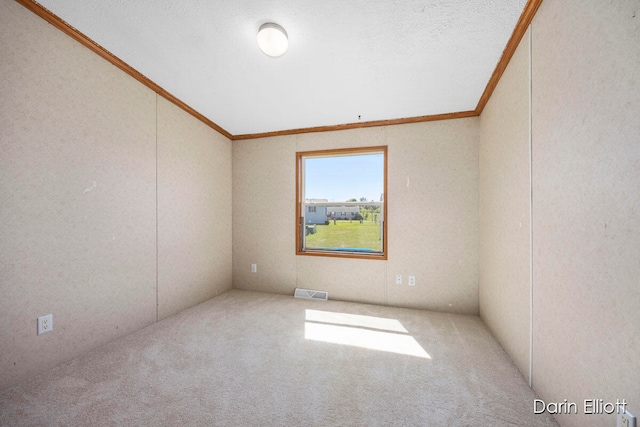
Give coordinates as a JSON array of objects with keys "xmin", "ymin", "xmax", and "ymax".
[{"xmin": 296, "ymin": 146, "xmax": 387, "ymax": 259}]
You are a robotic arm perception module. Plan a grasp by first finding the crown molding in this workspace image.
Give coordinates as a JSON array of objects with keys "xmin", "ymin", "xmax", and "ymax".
[{"xmin": 475, "ymin": 0, "xmax": 543, "ymax": 114}]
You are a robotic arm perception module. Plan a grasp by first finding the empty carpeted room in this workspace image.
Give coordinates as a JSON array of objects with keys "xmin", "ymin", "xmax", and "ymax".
[{"xmin": 1, "ymin": 0, "xmax": 638, "ymax": 426}]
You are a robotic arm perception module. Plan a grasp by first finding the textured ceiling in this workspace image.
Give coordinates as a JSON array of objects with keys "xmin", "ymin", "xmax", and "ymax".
[{"xmin": 35, "ymin": 0, "xmax": 528, "ymax": 136}]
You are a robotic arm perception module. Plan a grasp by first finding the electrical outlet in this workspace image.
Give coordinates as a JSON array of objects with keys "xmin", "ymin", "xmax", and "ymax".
[
  {"xmin": 251, "ymin": 263, "xmax": 257, "ymax": 273},
  {"xmin": 619, "ymin": 409, "xmax": 637, "ymax": 427},
  {"xmin": 395, "ymin": 275, "xmax": 402, "ymax": 285},
  {"xmin": 37, "ymin": 314, "xmax": 53, "ymax": 335},
  {"xmin": 408, "ymin": 276, "xmax": 416, "ymax": 286}
]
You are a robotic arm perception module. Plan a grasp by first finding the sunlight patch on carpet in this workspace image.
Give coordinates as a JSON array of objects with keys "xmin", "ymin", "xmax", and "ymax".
[
  {"xmin": 304, "ymin": 309, "xmax": 431, "ymax": 359},
  {"xmin": 305, "ymin": 309, "xmax": 408, "ymax": 333}
]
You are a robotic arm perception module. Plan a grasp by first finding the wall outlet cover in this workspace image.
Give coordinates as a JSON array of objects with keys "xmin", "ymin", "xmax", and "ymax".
[
  {"xmin": 37, "ymin": 314, "xmax": 53, "ymax": 335},
  {"xmin": 618, "ymin": 410, "xmax": 636, "ymax": 427}
]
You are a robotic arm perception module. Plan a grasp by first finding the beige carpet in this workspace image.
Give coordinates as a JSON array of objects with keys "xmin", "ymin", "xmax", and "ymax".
[{"xmin": 0, "ymin": 290, "xmax": 558, "ymax": 426}]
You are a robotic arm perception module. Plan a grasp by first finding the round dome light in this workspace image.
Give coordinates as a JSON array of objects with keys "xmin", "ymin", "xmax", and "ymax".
[{"xmin": 257, "ymin": 22, "xmax": 288, "ymax": 57}]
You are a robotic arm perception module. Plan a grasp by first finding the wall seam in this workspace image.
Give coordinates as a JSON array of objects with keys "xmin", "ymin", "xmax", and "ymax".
[
  {"xmin": 478, "ymin": 110, "xmax": 481, "ymax": 316},
  {"xmin": 155, "ymin": 94, "xmax": 159, "ymax": 322},
  {"xmin": 528, "ymin": 26, "xmax": 534, "ymax": 388},
  {"xmin": 384, "ymin": 127, "xmax": 388, "ymax": 306}
]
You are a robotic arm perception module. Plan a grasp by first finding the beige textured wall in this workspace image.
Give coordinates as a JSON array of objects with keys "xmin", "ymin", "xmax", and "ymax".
[
  {"xmin": 232, "ymin": 135, "xmax": 298, "ymax": 296},
  {"xmin": 479, "ymin": 3, "xmax": 640, "ymax": 424},
  {"xmin": 478, "ymin": 29, "xmax": 531, "ymax": 380},
  {"xmin": 0, "ymin": 1, "xmax": 232, "ymax": 390},
  {"xmin": 385, "ymin": 121, "xmax": 479, "ymax": 313},
  {"xmin": 232, "ymin": 120, "xmax": 479, "ymax": 314},
  {"xmin": 157, "ymin": 98, "xmax": 232, "ymax": 319},
  {"xmin": 529, "ymin": 1, "xmax": 640, "ymax": 426}
]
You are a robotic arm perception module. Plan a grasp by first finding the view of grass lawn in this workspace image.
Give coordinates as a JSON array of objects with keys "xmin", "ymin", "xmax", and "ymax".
[{"xmin": 305, "ymin": 220, "xmax": 382, "ymax": 251}]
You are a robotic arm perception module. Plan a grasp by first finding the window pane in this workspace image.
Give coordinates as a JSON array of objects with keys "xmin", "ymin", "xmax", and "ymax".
[
  {"xmin": 298, "ymin": 149, "xmax": 386, "ymax": 257},
  {"xmin": 304, "ymin": 206, "xmax": 383, "ymax": 253},
  {"xmin": 304, "ymin": 154, "xmax": 384, "ymax": 203}
]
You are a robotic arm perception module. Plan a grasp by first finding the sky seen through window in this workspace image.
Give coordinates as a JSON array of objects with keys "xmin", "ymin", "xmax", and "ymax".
[{"xmin": 304, "ymin": 153, "xmax": 384, "ymax": 202}]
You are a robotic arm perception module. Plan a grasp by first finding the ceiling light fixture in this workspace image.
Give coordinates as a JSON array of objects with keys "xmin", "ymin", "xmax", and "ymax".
[{"xmin": 257, "ymin": 22, "xmax": 288, "ymax": 57}]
